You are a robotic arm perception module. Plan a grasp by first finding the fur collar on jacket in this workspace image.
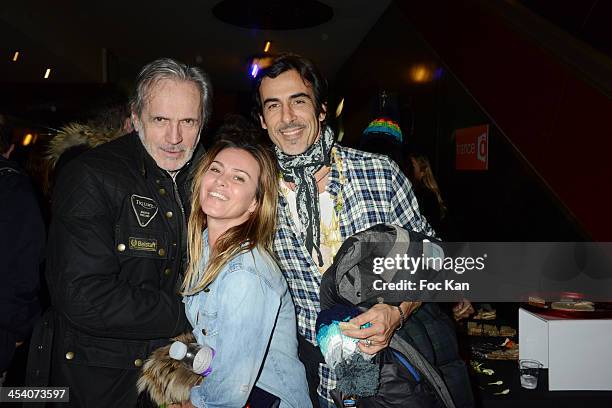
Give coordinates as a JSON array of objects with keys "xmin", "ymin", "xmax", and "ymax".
[{"xmin": 46, "ymin": 122, "xmax": 124, "ymax": 168}]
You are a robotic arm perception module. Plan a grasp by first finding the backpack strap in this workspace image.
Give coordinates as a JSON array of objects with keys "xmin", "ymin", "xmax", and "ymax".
[
  {"xmin": 390, "ymin": 335, "xmax": 457, "ymax": 408},
  {"xmin": 391, "ymin": 349, "xmax": 421, "ymax": 382}
]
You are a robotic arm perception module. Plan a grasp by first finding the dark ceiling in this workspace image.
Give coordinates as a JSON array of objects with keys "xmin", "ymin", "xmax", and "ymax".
[
  {"xmin": 517, "ymin": 0, "xmax": 611, "ymax": 58},
  {"xmin": 1, "ymin": 0, "xmax": 391, "ymax": 90},
  {"xmin": 212, "ymin": 0, "xmax": 334, "ymax": 30},
  {"xmin": 2, "ymin": 0, "xmax": 608, "ymax": 128}
]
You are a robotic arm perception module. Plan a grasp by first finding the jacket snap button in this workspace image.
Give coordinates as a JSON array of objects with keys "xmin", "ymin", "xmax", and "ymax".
[
  {"xmin": 134, "ymin": 359, "xmax": 143, "ymax": 367},
  {"xmin": 164, "ymin": 268, "xmax": 172, "ymax": 276},
  {"xmin": 202, "ymin": 328, "xmax": 207, "ymax": 336},
  {"xmin": 165, "ymin": 211, "xmax": 173, "ymax": 218},
  {"xmin": 117, "ymin": 243, "xmax": 126, "ymax": 252},
  {"xmin": 159, "ymin": 188, "xmax": 166, "ymax": 195},
  {"xmin": 65, "ymin": 351, "xmax": 75, "ymax": 360},
  {"xmin": 203, "ymin": 287, "xmax": 210, "ymax": 293},
  {"xmin": 37, "ymin": 345, "xmax": 43, "ymax": 351},
  {"xmin": 158, "ymin": 248, "xmax": 166, "ymax": 256}
]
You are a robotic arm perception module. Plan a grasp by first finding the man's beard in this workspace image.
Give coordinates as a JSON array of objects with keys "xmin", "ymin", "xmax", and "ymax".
[{"xmin": 137, "ymin": 128, "xmax": 199, "ymax": 172}]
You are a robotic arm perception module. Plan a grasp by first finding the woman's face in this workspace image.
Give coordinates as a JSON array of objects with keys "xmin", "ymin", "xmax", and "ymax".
[{"xmin": 200, "ymin": 147, "xmax": 260, "ymax": 230}]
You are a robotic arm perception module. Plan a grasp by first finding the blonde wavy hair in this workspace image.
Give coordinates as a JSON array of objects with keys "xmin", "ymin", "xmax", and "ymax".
[
  {"xmin": 181, "ymin": 137, "xmax": 278, "ymax": 295},
  {"xmin": 410, "ymin": 153, "xmax": 448, "ymax": 219}
]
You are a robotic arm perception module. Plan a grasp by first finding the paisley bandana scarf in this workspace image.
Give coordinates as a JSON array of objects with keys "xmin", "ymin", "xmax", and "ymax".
[{"xmin": 275, "ymin": 127, "xmax": 335, "ymax": 267}]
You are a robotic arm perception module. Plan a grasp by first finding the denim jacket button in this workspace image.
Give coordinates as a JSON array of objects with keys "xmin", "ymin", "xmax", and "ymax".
[{"xmin": 202, "ymin": 328, "xmax": 207, "ymax": 336}]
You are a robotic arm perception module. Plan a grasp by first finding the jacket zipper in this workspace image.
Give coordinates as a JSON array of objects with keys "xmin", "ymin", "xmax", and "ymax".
[
  {"xmin": 170, "ymin": 172, "xmax": 187, "ymax": 288},
  {"xmin": 171, "ymin": 175, "xmax": 187, "ymax": 225}
]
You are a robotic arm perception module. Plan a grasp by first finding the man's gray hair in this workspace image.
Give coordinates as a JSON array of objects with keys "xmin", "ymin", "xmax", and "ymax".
[{"xmin": 131, "ymin": 58, "xmax": 213, "ymax": 129}]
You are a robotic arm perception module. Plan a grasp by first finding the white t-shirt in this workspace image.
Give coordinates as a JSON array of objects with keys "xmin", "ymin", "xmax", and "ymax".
[{"xmin": 281, "ymin": 184, "xmax": 342, "ymax": 274}]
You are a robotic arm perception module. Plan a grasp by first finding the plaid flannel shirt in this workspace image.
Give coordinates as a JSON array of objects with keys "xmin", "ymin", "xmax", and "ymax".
[{"xmin": 273, "ymin": 143, "xmax": 434, "ymax": 404}]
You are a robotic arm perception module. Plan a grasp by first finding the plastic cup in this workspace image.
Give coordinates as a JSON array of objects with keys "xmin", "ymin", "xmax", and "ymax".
[{"xmin": 519, "ymin": 359, "xmax": 542, "ymax": 389}]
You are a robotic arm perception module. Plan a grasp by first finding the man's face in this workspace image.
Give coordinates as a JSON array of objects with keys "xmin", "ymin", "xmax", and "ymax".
[
  {"xmin": 258, "ymin": 69, "xmax": 326, "ymax": 156},
  {"xmin": 132, "ymin": 78, "xmax": 202, "ymax": 171}
]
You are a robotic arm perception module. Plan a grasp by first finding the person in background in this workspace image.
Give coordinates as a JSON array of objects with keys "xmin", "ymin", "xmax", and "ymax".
[
  {"xmin": 408, "ymin": 153, "xmax": 475, "ymax": 325},
  {"xmin": 359, "ymin": 91, "xmax": 411, "ymax": 177},
  {"xmin": 174, "ymin": 122, "xmax": 311, "ymax": 408},
  {"xmin": 45, "ymin": 94, "xmax": 133, "ymax": 194},
  {"xmin": 408, "ymin": 152, "xmax": 449, "ymax": 238},
  {"xmin": 0, "ymin": 114, "xmax": 45, "ymax": 386}
]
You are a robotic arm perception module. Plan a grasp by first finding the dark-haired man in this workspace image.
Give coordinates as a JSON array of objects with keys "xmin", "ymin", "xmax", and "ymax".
[
  {"xmin": 255, "ymin": 54, "xmax": 474, "ymax": 408},
  {"xmin": 254, "ymin": 54, "xmax": 441, "ymax": 407}
]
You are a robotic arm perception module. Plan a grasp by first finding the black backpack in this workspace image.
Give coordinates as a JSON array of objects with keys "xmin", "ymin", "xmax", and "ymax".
[{"xmin": 321, "ymin": 224, "xmax": 462, "ymax": 408}]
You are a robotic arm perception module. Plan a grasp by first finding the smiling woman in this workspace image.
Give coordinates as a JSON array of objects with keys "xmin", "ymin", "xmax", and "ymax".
[
  {"xmin": 173, "ymin": 120, "xmax": 312, "ymax": 408},
  {"xmin": 199, "ymin": 147, "xmax": 259, "ymax": 237},
  {"xmin": 183, "ymin": 127, "xmax": 278, "ymax": 293}
]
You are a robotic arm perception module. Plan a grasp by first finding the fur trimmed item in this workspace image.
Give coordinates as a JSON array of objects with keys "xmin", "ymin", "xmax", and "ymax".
[
  {"xmin": 46, "ymin": 123, "xmax": 124, "ymax": 168},
  {"xmin": 137, "ymin": 332, "xmax": 203, "ymax": 406}
]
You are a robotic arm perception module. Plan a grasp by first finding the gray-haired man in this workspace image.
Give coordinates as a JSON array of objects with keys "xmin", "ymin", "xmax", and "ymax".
[{"xmin": 28, "ymin": 58, "xmax": 212, "ymax": 407}]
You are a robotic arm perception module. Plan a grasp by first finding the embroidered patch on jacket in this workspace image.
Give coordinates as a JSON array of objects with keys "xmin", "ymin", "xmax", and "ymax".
[
  {"xmin": 129, "ymin": 237, "xmax": 158, "ymax": 252},
  {"xmin": 131, "ymin": 194, "xmax": 158, "ymax": 227}
]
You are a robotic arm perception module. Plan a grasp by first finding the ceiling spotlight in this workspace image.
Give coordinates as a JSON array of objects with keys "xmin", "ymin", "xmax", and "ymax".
[
  {"xmin": 409, "ymin": 64, "xmax": 433, "ymax": 83},
  {"xmin": 44, "ymin": 68, "xmax": 51, "ymax": 79},
  {"xmin": 12, "ymin": 51, "xmax": 19, "ymax": 62},
  {"xmin": 250, "ymin": 63, "xmax": 259, "ymax": 78},
  {"xmin": 264, "ymin": 41, "xmax": 271, "ymax": 53},
  {"xmin": 22, "ymin": 133, "xmax": 33, "ymax": 146},
  {"xmin": 249, "ymin": 55, "xmax": 274, "ymax": 78}
]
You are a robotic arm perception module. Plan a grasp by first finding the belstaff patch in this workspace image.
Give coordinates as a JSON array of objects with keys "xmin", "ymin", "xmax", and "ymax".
[
  {"xmin": 131, "ymin": 194, "xmax": 158, "ymax": 227},
  {"xmin": 129, "ymin": 237, "xmax": 157, "ymax": 252}
]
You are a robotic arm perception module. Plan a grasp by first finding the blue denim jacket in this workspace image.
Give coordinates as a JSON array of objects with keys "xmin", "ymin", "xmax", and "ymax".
[{"xmin": 184, "ymin": 231, "xmax": 312, "ymax": 408}]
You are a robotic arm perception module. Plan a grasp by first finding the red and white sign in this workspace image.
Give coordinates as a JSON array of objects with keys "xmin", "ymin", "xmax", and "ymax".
[{"xmin": 455, "ymin": 124, "xmax": 489, "ymax": 170}]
